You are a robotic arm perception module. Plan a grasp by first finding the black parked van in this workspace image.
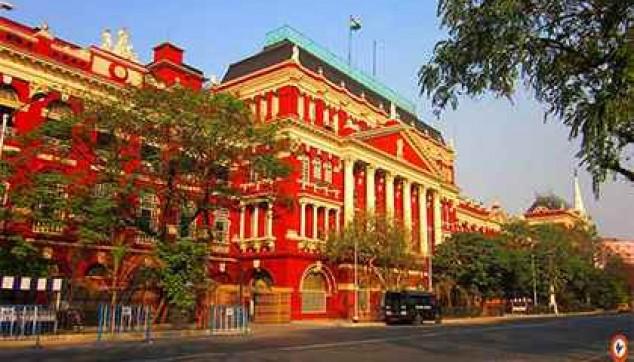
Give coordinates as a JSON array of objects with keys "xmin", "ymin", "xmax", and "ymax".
[{"xmin": 383, "ymin": 291, "xmax": 442, "ymax": 325}]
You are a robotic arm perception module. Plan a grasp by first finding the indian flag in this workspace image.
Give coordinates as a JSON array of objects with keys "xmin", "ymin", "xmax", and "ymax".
[{"xmin": 349, "ymin": 16, "xmax": 362, "ymax": 31}]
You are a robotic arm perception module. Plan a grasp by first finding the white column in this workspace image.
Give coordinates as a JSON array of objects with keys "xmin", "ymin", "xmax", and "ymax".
[
  {"xmin": 297, "ymin": 93, "xmax": 304, "ymax": 119},
  {"xmin": 260, "ymin": 96, "xmax": 268, "ymax": 120},
  {"xmin": 239, "ymin": 205, "xmax": 246, "ymax": 240},
  {"xmin": 433, "ymin": 191, "xmax": 442, "ymax": 245},
  {"xmin": 418, "ymin": 186, "xmax": 428, "ymax": 256},
  {"xmin": 300, "ymin": 202, "xmax": 306, "ymax": 237},
  {"xmin": 402, "ymin": 178, "xmax": 412, "ymax": 232},
  {"xmin": 252, "ymin": 204, "xmax": 259, "ymax": 238},
  {"xmin": 272, "ymin": 93, "xmax": 279, "ymax": 118},
  {"xmin": 324, "ymin": 208, "xmax": 330, "ymax": 237},
  {"xmin": 343, "ymin": 157, "xmax": 355, "ymax": 225},
  {"xmin": 335, "ymin": 208, "xmax": 341, "ymax": 233},
  {"xmin": 308, "ymin": 98, "xmax": 316, "ymax": 124},
  {"xmin": 266, "ymin": 202, "xmax": 273, "ymax": 238},
  {"xmin": 365, "ymin": 165, "xmax": 376, "ymax": 215},
  {"xmin": 312, "ymin": 204, "xmax": 318, "ymax": 239},
  {"xmin": 385, "ymin": 172, "xmax": 395, "ymax": 218}
]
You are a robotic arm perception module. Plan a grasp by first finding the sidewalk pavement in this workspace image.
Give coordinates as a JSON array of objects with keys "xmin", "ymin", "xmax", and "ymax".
[{"xmin": 0, "ymin": 310, "xmax": 615, "ymax": 349}]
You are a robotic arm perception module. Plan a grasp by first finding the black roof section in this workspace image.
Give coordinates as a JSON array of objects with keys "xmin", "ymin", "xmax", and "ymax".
[{"xmin": 222, "ymin": 39, "xmax": 444, "ymax": 143}]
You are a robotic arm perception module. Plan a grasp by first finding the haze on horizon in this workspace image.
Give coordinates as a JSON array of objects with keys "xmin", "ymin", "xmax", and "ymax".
[{"xmin": 8, "ymin": 0, "xmax": 633, "ymax": 238}]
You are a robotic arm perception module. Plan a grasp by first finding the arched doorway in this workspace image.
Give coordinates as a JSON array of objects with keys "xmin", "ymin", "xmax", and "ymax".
[
  {"xmin": 301, "ymin": 270, "xmax": 328, "ymax": 314},
  {"xmin": 247, "ymin": 269, "xmax": 290, "ymax": 323}
]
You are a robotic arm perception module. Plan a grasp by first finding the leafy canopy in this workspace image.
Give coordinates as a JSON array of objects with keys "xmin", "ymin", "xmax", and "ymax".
[{"xmin": 419, "ymin": 0, "xmax": 634, "ymax": 193}]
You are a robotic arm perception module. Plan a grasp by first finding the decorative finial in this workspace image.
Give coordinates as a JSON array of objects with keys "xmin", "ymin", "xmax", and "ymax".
[
  {"xmin": 291, "ymin": 45, "xmax": 300, "ymax": 63},
  {"xmin": 101, "ymin": 29, "xmax": 113, "ymax": 50},
  {"xmin": 390, "ymin": 102, "xmax": 397, "ymax": 119},
  {"xmin": 112, "ymin": 28, "xmax": 138, "ymax": 62}
]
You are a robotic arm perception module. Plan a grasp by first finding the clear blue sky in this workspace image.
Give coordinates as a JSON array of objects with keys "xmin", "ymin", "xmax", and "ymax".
[{"xmin": 8, "ymin": 0, "xmax": 633, "ymax": 238}]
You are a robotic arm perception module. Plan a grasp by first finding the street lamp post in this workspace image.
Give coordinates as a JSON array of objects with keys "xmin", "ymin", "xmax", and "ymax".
[
  {"xmin": 353, "ymin": 237, "xmax": 359, "ymax": 322},
  {"xmin": 529, "ymin": 237, "xmax": 538, "ymax": 306}
]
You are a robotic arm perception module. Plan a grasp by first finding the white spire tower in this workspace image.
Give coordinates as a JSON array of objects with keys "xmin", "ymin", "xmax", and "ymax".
[{"xmin": 573, "ymin": 169, "xmax": 586, "ymax": 216}]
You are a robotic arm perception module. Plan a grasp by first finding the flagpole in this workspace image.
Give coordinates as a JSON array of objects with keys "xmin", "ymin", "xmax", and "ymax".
[{"xmin": 372, "ymin": 40, "xmax": 377, "ymax": 77}]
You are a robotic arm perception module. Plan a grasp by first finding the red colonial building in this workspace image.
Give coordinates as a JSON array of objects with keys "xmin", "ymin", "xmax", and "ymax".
[{"xmin": 0, "ymin": 18, "xmax": 504, "ymax": 321}]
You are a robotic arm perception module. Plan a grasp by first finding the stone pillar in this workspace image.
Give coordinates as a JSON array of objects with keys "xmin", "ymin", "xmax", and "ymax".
[
  {"xmin": 343, "ymin": 157, "xmax": 355, "ymax": 225},
  {"xmin": 433, "ymin": 190, "xmax": 443, "ymax": 245},
  {"xmin": 418, "ymin": 186, "xmax": 428, "ymax": 256},
  {"xmin": 385, "ymin": 171, "xmax": 395, "ymax": 218},
  {"xmin": 308, "ymin": 98, "xmax": 316, "ymax": 124},
  {"xmin": 365, "ymin": 165, "xmax": 376, "ymax": 215},
  {"xmin": 266, "ymin": 202, "xmax": 273, "ymax": 238},
  {"xmin": 312, "ymin": 204, "xmax": 319, "ymax": 239},
  {"xmin": 402, "ymin": 178, "xmax": 412, "ymax": 232},
  {"xmin": 297, "ymin": 93, "xmax": 304, "ymax": 120},
  {"xmin": 324, "ymin": 208, "xmax": 330, "ymax": 237},
  {"xmin": 272, "ymin": 93, "xmax": 279, "ymax": 118},
  {"xmin": 252, "ymin": 204, "xmax": 259, "ymax": 238},
  {"xmin": 335, "ymin": 208, "xmax": 341, "ymax": 233},
  {"xmin": 300, "ymin": 202, "xmax": 306, "ymax": 237},
  {"xmin": 239, "ymin": 205, "xmax": 246, "ymax": 240}
]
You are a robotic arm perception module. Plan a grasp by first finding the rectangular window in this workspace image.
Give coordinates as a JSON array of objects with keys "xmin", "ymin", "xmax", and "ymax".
[
  {"xmin": 0, "ymin": 182, "xmax": 8, "ymax": 205},
  {"xmin": 32, "ymin": 183, "xmax": 66, "ymax": 234},
  {"xmin": 213, "ymin": 209, "xmax": 230, "ymax": 243},
  {"xmin": 138, "ymin": 192, "xmax": 158, "ymax": 232},
  {"xmin": 312, "ymin": 159, "xmax": 322, "ymax": 181},
  {"xmin": 95, "ymin": 131, "xmax": 114, "ymax": 150},
  {"xmin": 179, "ymin": 201, "xmax": 197, "ymax": 238},
  {"xmin": 324, "ymin": 162, "xmax": 333, "ymax": 183},
  {"xmin": 301, "ymin": 157, "xmax": 310, "ymax": 183},
  {"xmin": 0, "ymin": 106, "xmax": 15, "ymax": 138}
]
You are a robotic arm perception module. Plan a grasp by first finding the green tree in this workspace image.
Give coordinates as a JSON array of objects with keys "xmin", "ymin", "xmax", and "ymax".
[
  {"xmin": 433, "ymin": 232, "xmax": 508, "ymax": 309},
  {"xmin": 326, "ymin": 214, "xmax": 416, "ymax": 290},
  {"xmin": 419, "ymin": 0, "xmax": 634, "ymax": 192},
  {"xmin": 1, "ymin": 86, "xmax": 290, "ymax": 320}
]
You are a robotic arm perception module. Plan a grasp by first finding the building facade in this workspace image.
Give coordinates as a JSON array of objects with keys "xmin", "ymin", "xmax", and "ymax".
[{"xmin": 0, "ymin": 18, "xmax": 505, "ymax": 321}]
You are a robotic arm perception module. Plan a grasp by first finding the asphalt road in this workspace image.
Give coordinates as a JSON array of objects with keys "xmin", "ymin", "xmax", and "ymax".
[{"xmin": 1, "ymin": 314, "xmax": 632, "ymax": 361}]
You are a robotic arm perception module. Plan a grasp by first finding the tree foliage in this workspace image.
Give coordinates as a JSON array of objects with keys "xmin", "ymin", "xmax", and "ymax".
[
  {"xmin": 326, "ymin": 214, "xmax": 416, "ymax": 290},
  {"xmin": 0, "ymin": 86, "xmax": 290, "ymax": 314},
  {"xmin": 433, "ymin": 221, "xmax": 630, "ymax": 313},
  {"xmin": 419, "ymin": 0, "xmax": 634, "ymax": 192}
]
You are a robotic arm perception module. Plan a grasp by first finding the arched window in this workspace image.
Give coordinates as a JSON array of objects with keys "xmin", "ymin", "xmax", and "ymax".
[
  {"xmin": 86, "ymin": 263, "xmax": 108, "ymax": 277},
  {"xmin": 0, "ymin": 85, "xmax": 18, "ymax": 102},
  {"xmin": 44, "ymin": 100, "xmax": 72, "ymax": 120},
  {"xmin": 252, "ymin": 269, "xmax": 273, "ymax": 294},
  {"xmin": 301, "ymin": 270, "xmax": 328, "ymax": 313}
]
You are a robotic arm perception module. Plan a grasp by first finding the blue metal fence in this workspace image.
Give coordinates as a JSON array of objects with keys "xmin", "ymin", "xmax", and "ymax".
[
  {"xmin": 208, "ymin": 305, "xmax": 249, "ymax": 335},
  {"xmin": 96, "ymin": 304, "xmax": 151, "ymax": 341},
  {"xmin": 0, "ymin": 305, "xmax": 57, "ymax": 338}
]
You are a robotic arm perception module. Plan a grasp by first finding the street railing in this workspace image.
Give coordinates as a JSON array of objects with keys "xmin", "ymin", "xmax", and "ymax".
[
  {"xmin": 0, "ymin": 305, "xmax": 57, "ymax": 339},
  {"xmin": 208, "ymin": 305, "xmax": 249, "ymax": 336}
]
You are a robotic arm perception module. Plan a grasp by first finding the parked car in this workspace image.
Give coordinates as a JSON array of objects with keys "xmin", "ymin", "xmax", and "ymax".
[{"xmin": 383, "ymin": 291, "xmax": 441, "ymax": 325}]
